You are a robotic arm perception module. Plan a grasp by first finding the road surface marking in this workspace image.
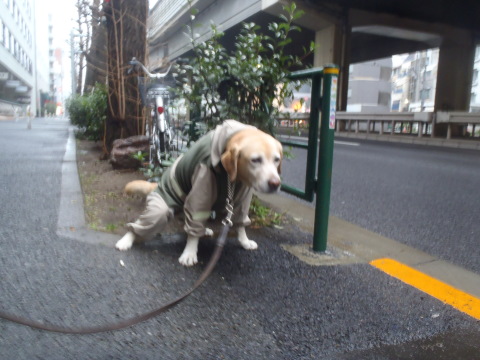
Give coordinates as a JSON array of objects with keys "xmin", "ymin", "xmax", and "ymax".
[
  {"xmin": 370, "ymin": 258, "xmax": 480, "ymax": 320},
  {"xmin": 278, "ymin": 135, "xmax": 360, "ymax": 146},
  {"xmin": 334, "ymin": 140, "xmax": 360, "ymax": 146}
]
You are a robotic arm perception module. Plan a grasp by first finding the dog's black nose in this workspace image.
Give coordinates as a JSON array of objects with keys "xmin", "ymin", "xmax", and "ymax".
[{"xmin": 268, "ymin": 178, "xmax": 281, "ymax": 192}]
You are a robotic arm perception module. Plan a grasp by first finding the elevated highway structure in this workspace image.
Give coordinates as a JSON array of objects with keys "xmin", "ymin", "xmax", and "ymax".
[{"xmin": 148, "ymin": 0, "xmax": 480, "ymax": 137}]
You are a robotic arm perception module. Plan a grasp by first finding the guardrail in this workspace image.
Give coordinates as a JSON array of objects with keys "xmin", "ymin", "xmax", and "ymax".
[
  {"xmin": 335, "ymin": 111, "xmax": 480, "ymax": 139},
  {"xmin": 336, "ymin": 112, "xmax": 433, "ymax": 137},
  {"xmin": 436, "ymin": 112, "xmax": 480, "ymax": 139}
]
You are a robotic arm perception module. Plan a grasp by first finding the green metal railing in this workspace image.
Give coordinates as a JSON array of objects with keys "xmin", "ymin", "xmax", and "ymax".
[{"xmin": 279, "ymin": 65, "xmax": 339, "ymax": 252}]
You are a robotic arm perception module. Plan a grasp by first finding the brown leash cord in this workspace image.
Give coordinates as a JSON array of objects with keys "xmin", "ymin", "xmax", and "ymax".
[{"xmin": 0, "ymin": 225, "xmax": 229, "ymax": 335}]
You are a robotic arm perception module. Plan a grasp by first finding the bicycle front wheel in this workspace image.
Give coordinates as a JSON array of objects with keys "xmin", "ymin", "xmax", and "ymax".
[{"xmin": 159, "ymin": 131, "xmax": 166, "ymax": 154}]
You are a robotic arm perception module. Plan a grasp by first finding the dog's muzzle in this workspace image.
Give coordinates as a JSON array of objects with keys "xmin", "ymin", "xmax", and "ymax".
[{"xmin": 267, "ymin": 178, "xmax": 281, "ymax": 193}]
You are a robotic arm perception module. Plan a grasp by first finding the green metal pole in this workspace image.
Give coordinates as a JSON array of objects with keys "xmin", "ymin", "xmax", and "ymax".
[
  {"xmin": 281, "ymin": 69, "xmax": 323, "ymax": 201},
  {"xmin": 303, "ymin": 74, "xmax": 322, "ymax": 202},
  {"xmin": 313, "ymin": 65, "xmax": 339, "ymax": 252}
]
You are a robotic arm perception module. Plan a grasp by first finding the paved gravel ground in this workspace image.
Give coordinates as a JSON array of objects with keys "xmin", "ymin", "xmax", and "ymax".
[{"xmin": 0, "ymin": 118, "xmax": 478, "ymax": 359}]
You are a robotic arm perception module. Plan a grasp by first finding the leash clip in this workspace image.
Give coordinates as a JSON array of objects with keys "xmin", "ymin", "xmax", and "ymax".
[
  {"xmin": 221, "ymin": 179, "xmax": 235, "ymax": 228},
  {"xmin": 222, "ymin": 198, "xmax": 234, "ymax": 227}
]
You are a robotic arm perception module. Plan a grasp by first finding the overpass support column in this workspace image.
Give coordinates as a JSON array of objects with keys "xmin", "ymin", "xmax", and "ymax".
[
  {"xmin": 434, "ymin": 31, "xmax": 476, "ymax": 137},
  {"xmin": 314, "ymin": 23, "xmax": 350, "ymax": 116}
]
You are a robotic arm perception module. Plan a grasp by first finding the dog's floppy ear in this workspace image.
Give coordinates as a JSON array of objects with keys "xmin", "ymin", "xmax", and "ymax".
[
  {"xmin": 276, "ymin": 139, "xmax": 283, "ymax": 174},
  {"xmin": 221, "ymin": 144, "xmax": 239, "ymax": 181}
]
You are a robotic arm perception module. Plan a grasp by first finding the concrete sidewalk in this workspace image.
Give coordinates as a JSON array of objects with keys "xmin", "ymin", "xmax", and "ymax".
[
  {"xmin": 59, "ymin": 121, "xmax": 480, "ymax": 317},
  {"xmin": 257, "ymin": 193, "xmax": 480, "ymax": 300},
  {"xmin": 58, "ymin": 123, "xmax": 480, "ymax": 321},
  {"xmin": 1, "ymin": 118, "xmax": 479, "ymax": 359}
]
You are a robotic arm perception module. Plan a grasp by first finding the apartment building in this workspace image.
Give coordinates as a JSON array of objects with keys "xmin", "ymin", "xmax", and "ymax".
[
  {"xmin": 0, "ymin": 0, "xmax": 51, "ymax": 117},
  {"xmin": 347, "ymin": 58, "xmax": 392, "ymax": 113},
  {"xmin": 391, "ymin": 49, "xmax": 439, "ymax": 113},
  {"xmin": 470, "ymin": 46, "xmax": 480, "ymax": 112}
]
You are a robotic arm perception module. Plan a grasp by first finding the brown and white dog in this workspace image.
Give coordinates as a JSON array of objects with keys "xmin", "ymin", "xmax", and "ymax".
[{"xmin": 115, "ymin": 120, "xmax": 282, "ymax": 266}]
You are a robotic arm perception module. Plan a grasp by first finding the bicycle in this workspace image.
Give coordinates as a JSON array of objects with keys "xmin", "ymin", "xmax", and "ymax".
[{"xmin": 129, "ymin": 57, "xmax": 177, "ymax": 167}]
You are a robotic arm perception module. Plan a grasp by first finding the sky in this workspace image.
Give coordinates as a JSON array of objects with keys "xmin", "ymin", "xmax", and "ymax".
[
  {"xmin": 47, "ymin": 0, "xmax": 77, "ymax": 47},
  {"xmin": 39, "ymin": 0, "xmax": 157, "ymax": 97},
  {"xmin": 33, "ymin": 0, "xmax": 77, "ymax": 97}
]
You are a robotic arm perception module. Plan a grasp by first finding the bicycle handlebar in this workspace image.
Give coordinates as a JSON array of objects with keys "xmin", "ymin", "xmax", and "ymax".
[{"xmin": 129, "ymin": 57, "xmax": 172, "ymax": 79}]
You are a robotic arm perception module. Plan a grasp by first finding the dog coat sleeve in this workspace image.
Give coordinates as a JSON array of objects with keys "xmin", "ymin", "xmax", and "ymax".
[
  {"xmin": 231, "ymin": 184, "xmax": 253, "ymax": 228},
  {"xmin": 183, "ymin": 163, "xmax": 218, "ymax": 238}
]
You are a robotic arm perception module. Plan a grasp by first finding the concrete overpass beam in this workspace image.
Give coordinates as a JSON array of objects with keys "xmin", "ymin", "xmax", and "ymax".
[
  {"xmin": 313, "ymin": 24, "xmax": 350, "ymax": 112},
  {"xmin": 314, "ymin": 25, "xmax": 343, "ymax": 67}
]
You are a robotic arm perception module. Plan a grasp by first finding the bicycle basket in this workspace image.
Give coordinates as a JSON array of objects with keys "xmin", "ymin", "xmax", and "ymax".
[{"xmin": 137, "ymin": 77, "xmax": 171, "ymax": 107}]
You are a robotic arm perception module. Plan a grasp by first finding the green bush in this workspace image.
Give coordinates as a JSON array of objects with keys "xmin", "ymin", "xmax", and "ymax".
[
  {"xmin": 44, "ymin": 102, "xmax": 57, "ymax": 115},
  {"xmin": 66, "ymin": 84, "xmax": 107, "ymax": 141},
  {"xmin": 174, "ymin": 2, "xmax": 312, "ymax": 134}
]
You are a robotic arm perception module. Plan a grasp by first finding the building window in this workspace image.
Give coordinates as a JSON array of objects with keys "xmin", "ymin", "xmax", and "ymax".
[
  {"xmin": 5, "ymin": 28, "xmax": 10, "ymax": 50},
  {"xmin": 392, "ymin": 100, "xmax": 400, "ymax": 111},
  {"xmin": 0, "ymin": 20, "xmax": 3, "ymax": 46},
  {"xmin": 378, "ymin": 92, "xmax": 391, "ymax": 106}
]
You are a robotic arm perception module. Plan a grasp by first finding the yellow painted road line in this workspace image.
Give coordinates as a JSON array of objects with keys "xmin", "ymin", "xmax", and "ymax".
[{"xmin": 370, "ymin": 258, "xmax": 480, "ymax": 320}]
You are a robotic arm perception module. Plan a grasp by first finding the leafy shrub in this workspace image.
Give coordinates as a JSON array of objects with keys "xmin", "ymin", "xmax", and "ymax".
[
  {"xmin": 66, "ymin": 84, "xmax": 107, "ymax": 141},
  {"xmin": 44, "ymin": 102, "xmax": 57, "ymax": 115},
  {"xmin": 174, "ymin": 2, "xmax": 312, "ymax": 134}
]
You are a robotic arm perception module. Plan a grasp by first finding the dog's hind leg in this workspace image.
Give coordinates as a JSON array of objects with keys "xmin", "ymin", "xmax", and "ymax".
[
  {"xmin": 116, "ymin": 192, "xmax": 173, "ymax": 251},
  {"xmin": 204, "ymin": 228, "xmax": 214, "ymax": 237},
  {"xmin": 115, "ymin": 231, "xmax": 136, "ymax": 251}
]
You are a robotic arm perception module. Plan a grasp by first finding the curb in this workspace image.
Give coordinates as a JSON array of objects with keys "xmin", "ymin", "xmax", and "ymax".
[
  {"xmin": 256, "ymin": 192, "xmax": 480, "ymax": 301},
  {"xmin": 58, "ymin": 125, "xmax": 480, "ymax": 319},
  {"xmin": 57, "ymin": 126, "xmax": 119, "ymax": 247}
]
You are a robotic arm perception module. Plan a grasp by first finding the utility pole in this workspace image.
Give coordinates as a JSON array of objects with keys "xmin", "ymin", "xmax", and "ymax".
[
  {"xmin": 70, "ymin": 31, "xmax": 77, "ymax": 96},
  {"xmin": 32, "ymin": 0, "xmax": 39, "ymax": 116}
]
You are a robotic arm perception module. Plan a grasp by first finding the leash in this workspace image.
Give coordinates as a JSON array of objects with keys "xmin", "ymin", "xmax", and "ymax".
[{"xmin": 0, "ymin": 181, "xmax": 236, "ymax": 335}]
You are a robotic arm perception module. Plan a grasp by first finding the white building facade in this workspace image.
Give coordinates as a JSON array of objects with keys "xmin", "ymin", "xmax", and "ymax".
[
  {"xmin": 470, "ymin": 46, "xmax": 480, "ymax": 112},
  {"xmin": 347, "ymin": 58, "xmax": 392, "ymax": 113},
  {"xmin": 0, "ymin": 0, "xmax": 51, "ymax": 117},
  {"xmin": 391, "ymin": 49, "xmax": 439, "ymax": 113}
]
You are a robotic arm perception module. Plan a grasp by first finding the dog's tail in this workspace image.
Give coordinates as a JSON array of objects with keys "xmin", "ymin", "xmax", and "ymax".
[{"xmin": 124, "ymin": 180, "xmax": 158, "ymax": 196}]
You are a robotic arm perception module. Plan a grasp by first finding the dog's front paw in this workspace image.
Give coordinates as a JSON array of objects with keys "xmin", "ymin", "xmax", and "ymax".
[
  {"xmin": 179, "ymin": 251, "xmax": 198, "ymax": 267},
  {"xmin": 239, "ymin": 239, "xmax": 258, "ymax": 250},
  {"xmin": 179, "ymin": 236, "xmax": 199, "ymax": 266},
  {"xmin": 237, "ymin": 227, "xmax": 258, "ymax": 250},
  {"xmin": 204, "ymin": 228, "xmax": 214, "ymax": 237},
  {"xmin": 115, "ymin": 232, "xmax": 135, "ymax": 251}
]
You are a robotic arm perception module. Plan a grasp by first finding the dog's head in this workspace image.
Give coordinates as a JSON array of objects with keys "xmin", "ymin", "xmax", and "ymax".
[{"xmin": 221, "ymin": 128, "xmax": 283, "ymax": 193}]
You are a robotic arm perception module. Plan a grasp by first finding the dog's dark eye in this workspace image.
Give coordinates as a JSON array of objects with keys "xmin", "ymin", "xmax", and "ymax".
[
  {"xmin": 274, "ymin": 156, "xmax": 280, "ymax": 163},
  {"xmin": 251, "ymin": 157, "xmax": 263, "ymax": 164}
]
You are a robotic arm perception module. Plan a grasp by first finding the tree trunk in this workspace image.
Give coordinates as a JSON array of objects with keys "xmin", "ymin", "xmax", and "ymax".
[
  {"xmin": 103, "ymin": 0, "xmax": 147, "ymax": 152},
  {"xmin": 74, "ymin": 0, "xmax": 89, "ymax": 95},
  {"xmin": 84, "ymin": 0, "xmax": 107, "ymax": 93}
]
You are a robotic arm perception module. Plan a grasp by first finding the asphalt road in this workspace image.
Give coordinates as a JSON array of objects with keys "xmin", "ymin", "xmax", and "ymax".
[
  {"xmin": 0, "ymin": 118, "xmax": 478, "ymax": 359},
  {"xmin": 282, "ymin": 137, "xmax": 480, "ymax": 275}
]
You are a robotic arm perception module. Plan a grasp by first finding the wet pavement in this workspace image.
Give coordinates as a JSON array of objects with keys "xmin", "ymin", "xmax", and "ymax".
[{"xmin": 0, "ymin": 117, "xmax": 478, "ymax": 359}]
